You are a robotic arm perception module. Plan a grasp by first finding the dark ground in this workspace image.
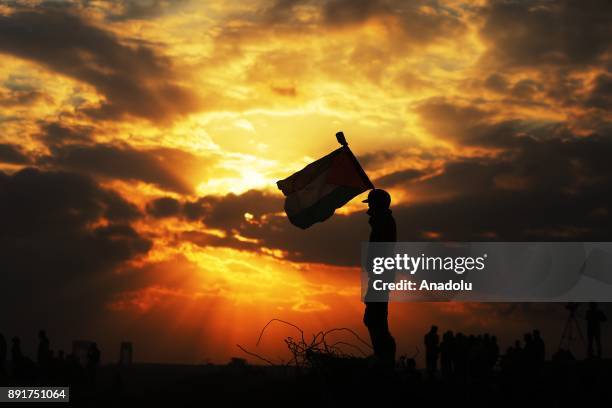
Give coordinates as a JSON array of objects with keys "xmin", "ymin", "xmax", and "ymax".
[{"xmin": 3, "ymin": 358, "xmax": 611, "ymax": 407}]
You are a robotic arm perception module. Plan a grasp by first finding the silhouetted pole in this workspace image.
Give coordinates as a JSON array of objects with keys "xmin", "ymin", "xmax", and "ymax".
[
  {"xmin": 335, "ymin": 131, "xmax": 375, "ymax": 189},
  {"xmin": 336, "ymin": 131, "xmax": 348, "ymax": 146}
]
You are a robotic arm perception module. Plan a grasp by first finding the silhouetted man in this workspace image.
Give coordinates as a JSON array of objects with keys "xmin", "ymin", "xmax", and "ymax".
[
  {"xmin": 87, "ymin": 342, "xmax": 101, "ymax": 386},
  {"xmin": 440, "ymin": 330, "xmax": 454, "ymax": 379},
  {"xmin": 490, "ymin": 335, "xmax": 500, "ymax": 371},
  {"xmin": 363, "ymin": 189, "xmax": 396, "ymax": 368},
  {"xmin": 37, "ymin": 330, "xmax": 51, "ymax": 369},
  {"xmin": 532, "ymin": 330, "xmax": 545, "ymax": 364},
  {"xmin": 424, "ymin": 325, "xmax": 439, "ymax": 376},
  {"xmin": 11, "ymin": 337, "xmax": 22, "ymax": 363},
  {"xmin": 453, "ymin": 332, "xmax": 468, "ymax": 378},
  {"xmin": 523, "ymin": 332, "xmax": 535, "ymax": 366},
  {"xmin": 11, "ymin": 337, "xmax": 24, "ymax": 379},
  {"xmin": 586, "ymin": 302, "xmax": 607, "ymax": 358}
]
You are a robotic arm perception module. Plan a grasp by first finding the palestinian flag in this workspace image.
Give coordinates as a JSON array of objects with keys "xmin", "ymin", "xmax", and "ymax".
[{"xmin": 277, "ymin": 144, "xmax": 374, "ymax": 229}]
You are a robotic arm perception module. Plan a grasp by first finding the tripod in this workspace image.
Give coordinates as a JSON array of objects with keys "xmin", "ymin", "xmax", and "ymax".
[{"xmin": 558, "ymin": 303, "xmax": 585, "ymax": 351}]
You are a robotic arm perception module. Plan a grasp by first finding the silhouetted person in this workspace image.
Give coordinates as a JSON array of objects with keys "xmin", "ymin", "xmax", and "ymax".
[
  {"xmin": 586, "ymin": 302, "xmax": 607, "ymax": 358},
  {"xmin": 37, "ymin": 330, "xmax": 51, "ymax": 370},
  {"xmin": 11, "ymin": 337, "xmax": 22, "ymax": 363},
  {"xmin": 87, "ymin": 342, "xmax": 101, "ymax": 386},
  {"xmin": 501, "ymin": 345, "xmax": 515, "ymax": 375},
  {"xmin": 362, "ymin": 189, "xmax": 396, "ymax": 368},
  {"xmin": 440, "ymin": 330, "xmax": 454, "ymax": 379},
  {"xmin": 52, "ymin": 349, "xmax": 66, "ymax": 383},
  {"xmin": 119, "ymin": 341, "xmax": 133, "ymax": 366},
  {"xmin": 65, "ymin": 353, "xmax": 83, "ymax": 387},
  {"xmin": 0, "ymin": 333, "xmax": 6, "ymax": 376},
  {"xmin": 424, "ymin": 325, "xmax": 439, "ymax": 376},
  {"xmin": 453, "ymin": 332, "xmax": 468, "ymax": 379},
  {"xmin": 490, "ymin": 335, "xmax": 499, "ymax": 371},
  {"xmin": 112, "ymin": 367, "xmax": 125, "ymax": 396},
  {"xmin": 523, "ymin": 332, "xmax": 534, "ymax": 360},
  {"xmin": 11, "ymin": 337, "xmax": 24, "ymax": 379},
  {"xmin": 468, "ymin": 334, "xmax": 483, "ymax": 377},
  {"xmin": 532, "ymin": 330, "xmax": 545, "ymax": 364}
]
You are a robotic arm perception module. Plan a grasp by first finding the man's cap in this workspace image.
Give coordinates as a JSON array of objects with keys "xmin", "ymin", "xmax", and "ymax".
[{"xmin": 362, "ymin": 189, "xmax": 391, "ymax": 207}]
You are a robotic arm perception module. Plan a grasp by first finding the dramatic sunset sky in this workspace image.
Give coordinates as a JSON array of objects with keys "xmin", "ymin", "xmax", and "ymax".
[{"xmin": 1, "ymin": 0, "xmax": 611, "ymax": 363}]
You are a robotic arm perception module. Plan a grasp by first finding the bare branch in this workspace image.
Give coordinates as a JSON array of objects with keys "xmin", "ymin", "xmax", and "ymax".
[
  {"xmin": 236, "ymin": 344, "xmax": 276, "ymax": 366},
  {"xmin": 322, "ymin": 327, "xmax": 372, "ymax": 349},
  {"xmin": 256, "ymin": 319, "xmax": 305, "ymax": 346}
]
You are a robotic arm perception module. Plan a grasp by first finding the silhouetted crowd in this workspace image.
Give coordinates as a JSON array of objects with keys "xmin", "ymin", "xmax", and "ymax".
[
  {"xmin": 499, "ymin": 330, "xmax": 546, "ymax": 377},
  {"xmin": 421, "ymin": 325, "xmax": 502, "ymax": 380},
  {"xmin": 416, "ymin": 304, "xmax": 608, "ymax": 382},
  {"xmin": 419, "ymin": 324, "xmax": 601, "ymax": 379},
  {"xmin": 0, "ymin": 330, "xmax": 100, "ymax": 388}
]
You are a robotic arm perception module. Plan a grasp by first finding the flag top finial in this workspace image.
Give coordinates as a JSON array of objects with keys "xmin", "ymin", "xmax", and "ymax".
[{"xmin": 336, "ymin": 131, "xmax": 348, "ymax": 146}]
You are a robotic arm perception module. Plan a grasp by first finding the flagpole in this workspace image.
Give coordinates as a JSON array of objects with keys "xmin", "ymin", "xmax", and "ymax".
[{"xmin": 335, "ymin": 131, "xmax": 375, "ymax": 189}]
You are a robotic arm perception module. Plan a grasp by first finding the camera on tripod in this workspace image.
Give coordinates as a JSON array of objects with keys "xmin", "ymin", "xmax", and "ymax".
[{"xmin": 559, "ymin": 302, "xmax": 584, "ymax": 353}]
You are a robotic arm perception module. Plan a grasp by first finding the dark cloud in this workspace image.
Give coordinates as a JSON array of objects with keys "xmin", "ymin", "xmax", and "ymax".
[
  {"xmin": 360, "ymin": 149, "xmax": 398, "ymax": 170},
  {"xmin": 188, "ymin": 206, "xmax": 370, "ymax": 266},
  {"xmin": 0, "ymin": 89, "xmax": 50, "ymax": 107},
  {"xmin": 0, "ymin": 167, "xmax": 150, "ymax": 334},
  {"xmin": 510, "ymin": 79, "xmax": 543, "ymax": 100},
  {"xmin": 39, "ymin": 122, "xmax": 93, "ymax": 146},
  {"xmin": 360, "ymin": 148, "xmax": 440, "ymax": 172},
  {"xmin": 473, "ymin": 1, "xmax": 611, "ymax": 129},
  {"xmin": 208, "ymin": 0, "xmax": 466, "ymax": 95},
  {"xmin": 195, "ymin": 189, "xmax": 285, "ymax": 228},
  {"xmin": 0, "ymin": 7, "xmax": 199, "ymax": 122},
  {"xmin": 394, "ymin": 2, "xmax": 465, "ymax": 43},
  {"xmin": 146, "ymin": 196, "xmax": 182, "ymax": 218},
  {"xmin": 183, "ymin": 189, "xmax": 284, "ymax": 227},
  {"xmin": 170, "ymin": 129, "xmax": 612, "ymax": 266},
  {"xmin": 394, "ymin": 133, "xmax": 612, "ymax": 239},
  {"xmin": 1, "ymin": 167, "xmax": 141, "ymax": 234},
  {"xmin": 585, "ymin": 73, "xmax": 612, "ymax": 110},
  {"xmin": 105, "ymin": 0, "xmax": 191, "ymax": 21},
  {"xmin": 259, "ymin": 0, "xmax": 308, "ymax": 23},
  {"xmin": 373, "ymin": 168, "xmax": 428, "ymax": 188},
  {"xmin": 146, "ymin": 189, "xmax": 366, "ymax": 265},
  {"xmin": 3, "ymin": 73, "xmax": 38, "ymax": 92},
  {"xmin": 415, "ymin": 98, "xmax": 491, "ymax": 144},
  {"xmin": 321, "ymin": 0, "xmax": 466, "ymax": 43},
  {"xmin": 483, "ymin": 73, "xmax": 509, "ymax": 93},
  {"xmin": 179, "ymin": 229, "xmax": 260, "ymax": 252},
  {"xmin": 321, "ymin": 0, "xmax": 390, "ymax": 26},
  {"xmin": 480, "ymin": 0, "xmax": 612, "ymax": 68},
  {"xmin": 415, "ymin": 97, "xmax": 578, "ymax": 147},
  {"xmin": 546, "ymin": 71, "xmax": 586, "ymax": 108},
  {"xmin": 42, "ymin": 143, "xmax": 197, "ymax": 194},
  {"xmin": 0, "ymin": 143, "xmax": 31, "ymax": 164},
  {"xmin": 224, "ymin": 0, "xmax": 465, "ymax": 48},
  {"xmin": 476, "ymin": 74, "xmax": 552, "ymax": 108}
]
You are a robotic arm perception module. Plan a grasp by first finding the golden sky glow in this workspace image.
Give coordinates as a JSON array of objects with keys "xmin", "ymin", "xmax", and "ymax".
[{"xmin": 1, "ymin": 0, "xmax": 611, "ymax": 363}]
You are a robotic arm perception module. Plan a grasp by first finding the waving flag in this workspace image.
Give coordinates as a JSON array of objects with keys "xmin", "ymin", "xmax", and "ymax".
[{"xmin": 276, "ymin": 132, "xmax": 374, "ymax": 229}]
